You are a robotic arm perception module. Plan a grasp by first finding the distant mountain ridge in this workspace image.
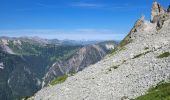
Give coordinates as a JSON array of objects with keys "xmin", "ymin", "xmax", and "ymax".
[
  {"xmin": 0, "ymin": 36, "xmax": 116, "ymax": 100},
  {"xmin": 0, "ymin": 36, "xmax": 114, "ymax": 46},
  {"xmin": 0, "ymin": 37, "xmax": 82, "ymax": 100}
]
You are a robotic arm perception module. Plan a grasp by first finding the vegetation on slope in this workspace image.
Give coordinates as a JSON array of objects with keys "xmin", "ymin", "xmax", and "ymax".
[
  {"xmin": 132, "ymin": 82, "xmax": 170, "ymax": 100},
  {"xmin": 132, "ymin": 51, "xmax": 151, "ymax": 59},
  {"xmin": 50, "ymin": 75, "xmax": 68, "ymax": 86},
  {"xmin": 111, "ymin": 17, "xmax": 145, "ymax": 56},
  {"xmin": 110, "ymin": 23, "xmax": 133, "ymax": 56},
  {"xmin": 157, "ymin": 52, "xmax": 170, "ymax": 58}
]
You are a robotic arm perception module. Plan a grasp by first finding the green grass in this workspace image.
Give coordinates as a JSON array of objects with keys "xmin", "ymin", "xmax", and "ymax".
[
  {"xmin": 133, "ymin": 53, "xmax": 144, "ymax": 59},
  {"xmin": 119, "ymin": 37, "xmax": 132, "ymax": 48},
  {"xmin": 110, "ymin": 46, "xmax": 126, "ymax": 56},
  {"xmin": 157, "ymin": 52, "xmax": 170, "ymax": 58},
  {"xmin": 133, "ymin": 51, "xmax": 151, "ymax": 59},
  {"xmin": 132, "ymin": 82, "xmax": 170, "ymax": 100},
  {"xmin": 110, "ymin": 35, "xmax": 131, "ymax": 56},
  {"xmin": 21, "ymin": 96, "xmax": 31, "ymax": 100},
  {"xmin": 50, "ymin": 75, "xmax": 68, "ymax": 86}
]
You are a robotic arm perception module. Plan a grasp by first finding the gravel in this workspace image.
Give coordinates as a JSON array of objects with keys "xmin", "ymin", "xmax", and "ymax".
[{"xmin": 31, "ymin": 14, "xmax": 170, "ymax": 100}]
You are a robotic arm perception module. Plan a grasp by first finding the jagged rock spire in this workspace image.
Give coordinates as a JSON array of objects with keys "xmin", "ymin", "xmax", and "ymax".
[
  {"xmin": 167, "ymin": 5, "xmax": 170, "ymax": 12},
  {"xmin": 129, "ymin": 15, "xmax": 145, "ymax": 34},
  {"xmin": 151, "ymin": 1, "xmax": 165, "ymax": 21},
  {"xmin": 140, "ymin": 15, "xmax": 145, "ymax": 21}
]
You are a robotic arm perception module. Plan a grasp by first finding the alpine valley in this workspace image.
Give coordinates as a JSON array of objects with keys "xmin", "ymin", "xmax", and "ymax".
[{"xmin": 0, "ymin": 36, "xmax": 116, "ymax": 100}]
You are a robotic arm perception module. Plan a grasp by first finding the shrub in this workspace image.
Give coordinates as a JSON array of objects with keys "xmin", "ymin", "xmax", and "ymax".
[
  {"xmin": 157, "ymin": 52, "xmax": 170, "ymax": 58},
  {"xmin": 133, "ymin": 53, "xmax": 143, "ymax": 59},
  {"xmin": 50, "ymin": 75, "xmax": 68, "ymax": 86},
  {"xmin": 133, "ymin": 51, "xmax": 151, "ymax": 59}
]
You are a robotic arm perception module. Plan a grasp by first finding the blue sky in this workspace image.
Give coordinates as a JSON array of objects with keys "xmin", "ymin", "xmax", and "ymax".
[{"xmin": 0, "ymin": 0, "xmax": 170, "ymax": 40}]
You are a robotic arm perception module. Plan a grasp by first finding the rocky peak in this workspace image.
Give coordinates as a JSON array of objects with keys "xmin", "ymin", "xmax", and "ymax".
[
  {"xmin": 150, "ymin": 2, "xmax": 170, "ymax": 30},
  {"xmin": 129, "ymin": 15, "xmax": 145, "ymax": 35},
  {"xmin": 151, "ymin": 1, "xmax": 165, "ymax": 22},
  {"xmin": 168, "ymin": 5, "xmax": 170, "ymax": 12}
]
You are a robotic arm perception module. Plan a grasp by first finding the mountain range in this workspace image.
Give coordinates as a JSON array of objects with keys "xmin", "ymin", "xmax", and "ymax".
[{"xmin": 0, "ymin": 37, "xmax": 116, "ymax": 100}]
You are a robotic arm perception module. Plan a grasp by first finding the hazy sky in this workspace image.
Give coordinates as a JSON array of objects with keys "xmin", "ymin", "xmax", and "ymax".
[{"xmin": 0, "ymin": 0, "xmax": 170, "ymax": 40}]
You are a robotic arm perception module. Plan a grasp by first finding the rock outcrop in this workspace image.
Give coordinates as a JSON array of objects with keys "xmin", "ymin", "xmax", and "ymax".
[
  {"xmin": 167, "ymin": 5, "xmax": 170, "ymax": 12},
  {"xmin": 150, "ymin": 2, "xmax": 170, "ymax": 30},
  {"xmin": 31, "ymin": 2, "xmax": 170, "ymax": 100},
  {"xmin": 151, "ymin": 1, "xmax": 165, "ymax": 23}
]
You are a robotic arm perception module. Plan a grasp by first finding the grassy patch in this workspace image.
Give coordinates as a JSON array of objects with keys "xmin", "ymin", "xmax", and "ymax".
[
  {"xmin": 132, "ymin": 82, "xmax": 170, "ymax": 100},
  {"xmin": 110, "ymin": 35, "xmax": 131, "ymax": 56},
  {"xmin": 133, "ymin": 51, "xmax": 151, "ymax": 59},
  {"xmin": 110, "ymin": 46, "xmax": 126, "ymax": 56},
  {"xmin": 22, "ymin": 96, "xmax": 31, "ymax": 100},
  {"xmin": 119, "ymin": 37, "xmax": 132, "ymax": 48},
  {"xmin": 157, "ymin": 52, "xmax": 170, "ymax": 58},
  {"xmin": 133, "ymin": 53, "xmax": 143, "ymax": 59},
  {"xmin": 50, "ymin": 75, "xmax": 68, "ymax": 86}
]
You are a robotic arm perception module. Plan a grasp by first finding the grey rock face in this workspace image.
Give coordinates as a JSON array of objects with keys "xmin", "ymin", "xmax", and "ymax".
[
  {"xmin": 151, "ymin": 2, "xmax": 165, "ymax": 22},
  {"xmin": 0, "ymin": 39, "xmax": 15, "ymax": 54},
  {"xmin": 32, "ymin": 3, "xmax": 170, "ymax": 100},
  {"xmin": 156, "ymin": 14, "xmax": 170, "ymax": 30},
  {"xmin": 0, "ymin": 63, "xmax": 4, "ymax": 69},
  {"xmin": 129, "ymin": 16, "xmax": 145, "ymax": 34},
  {"xmin": 150, "ymin": 2, "xmax": 170, "ymax": 30},
  {"xmin": 167, "ymin": 5, "xmax": 170, "ymax": 12}
]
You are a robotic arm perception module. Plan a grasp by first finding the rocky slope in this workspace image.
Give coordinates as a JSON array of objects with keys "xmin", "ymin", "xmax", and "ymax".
[
  {"xmin": 32, "ymin": 2, "xmax": 170, "ymax": 100},
  {"xmin": 0, "ymin": 37, "xmax": 116, "ymax": 100}
]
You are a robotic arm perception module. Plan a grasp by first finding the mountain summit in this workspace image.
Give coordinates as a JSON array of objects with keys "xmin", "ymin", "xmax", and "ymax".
[
  {"xmin": 31, "ymin": 2, "xmax": 170, "ymax": 100},
  {"xmin": 151, "ymin": 1, "xmax": 165, "ymax": 22},
  {"xmin": 151, "ymin": 1, "xmax": 170, "ymax": 30}
]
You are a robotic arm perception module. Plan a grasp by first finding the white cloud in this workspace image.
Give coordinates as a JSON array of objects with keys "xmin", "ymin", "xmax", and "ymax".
[
  {"xmin": 69, "ymin": 2, "xmax": 148, "ymax": 11},
  {"xmin": 70, "ymin": 2, "xmax": 104, "ymax": 8},
  {"xmin": 0, "ymin": 29, "xmax": 126, "ymax": 41}
]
